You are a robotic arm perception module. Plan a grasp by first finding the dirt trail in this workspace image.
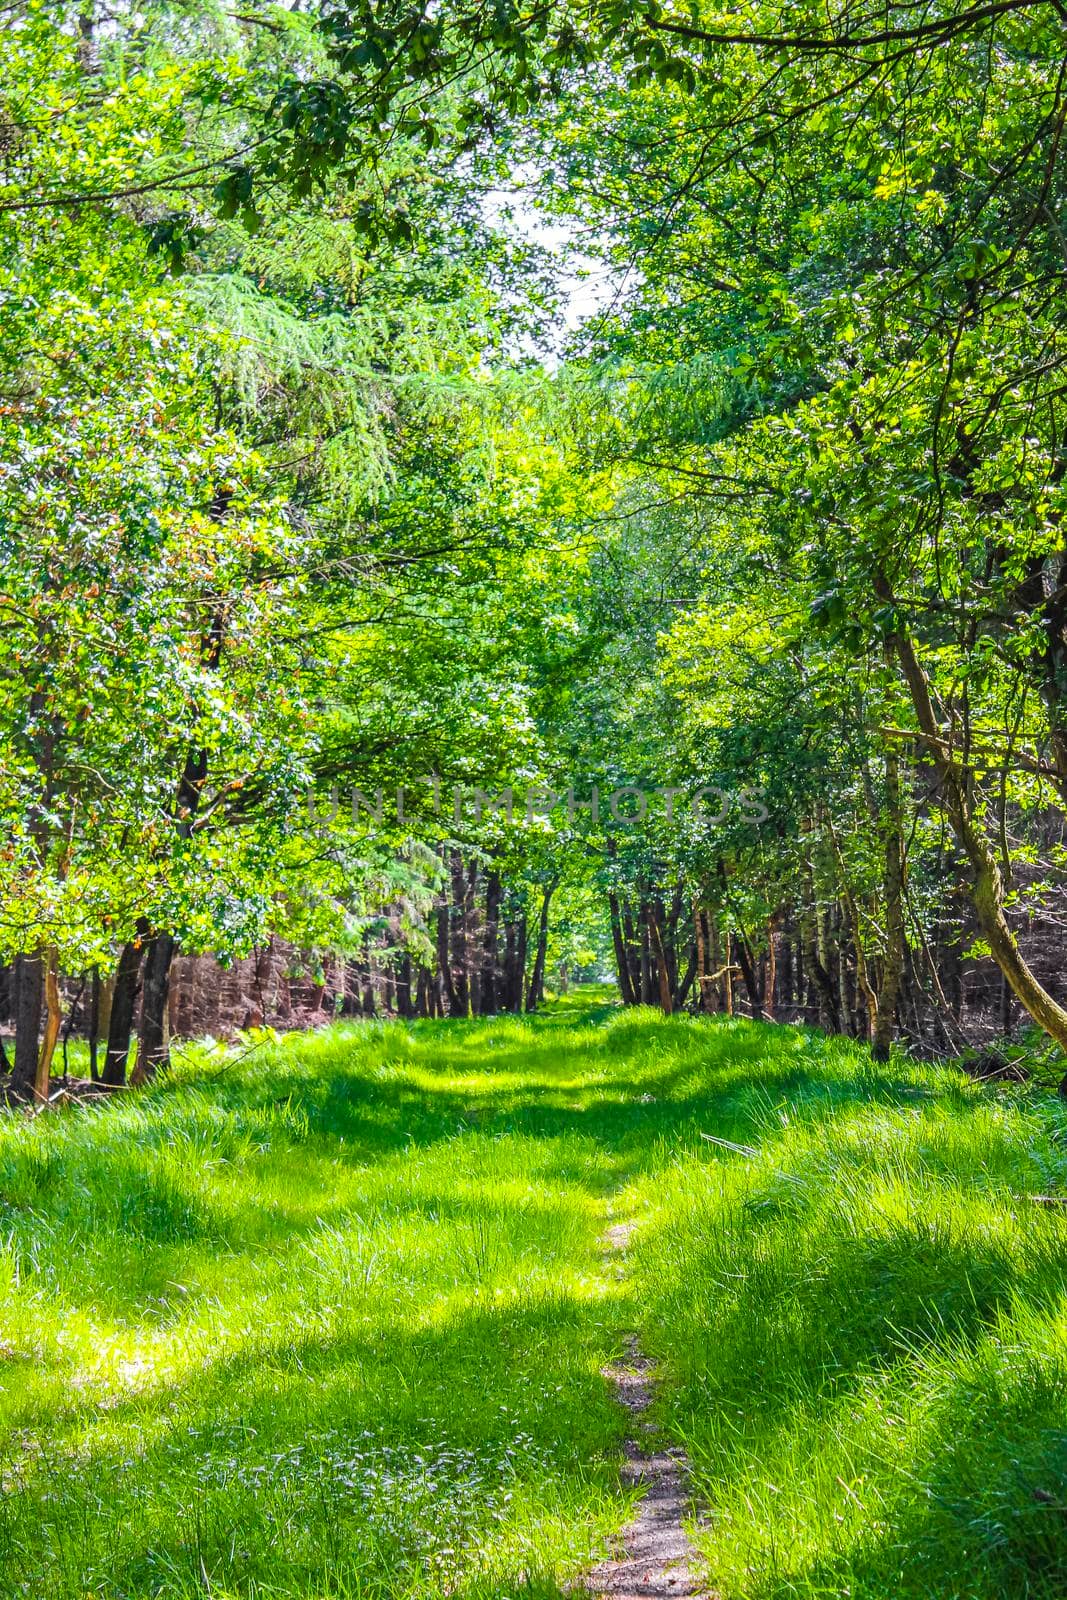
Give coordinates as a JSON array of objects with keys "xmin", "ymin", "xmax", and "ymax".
[{"xmin": 580, "ymin": 1219, "xmax": 709, "ymax": 1600}]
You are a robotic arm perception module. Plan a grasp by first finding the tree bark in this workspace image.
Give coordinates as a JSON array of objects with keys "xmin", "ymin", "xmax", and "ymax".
[
  {"xmin": 525, "ymin": 880, "xmax": 557, "ymax": 1012},
  {"xmin": 396, "ymin": 954, "xmax": 414, "ymax": 1019},
  {"xmin": 663, "ymin": 887, "xmax": 683, "ymax": 994},
  {"xmin": 638, "ymin": 901, "xmax": 653, "ymax": 1004},
  {"xmin": 502, "ymin": 917, "xmax": 523, "ymax": 1012},
  {"xmin": 12, "ymin": 952, "xmax": 43, "ymax": 1099},
  {"xmin": 733, "ymin": 932, "xmax": 763, "ymax": 1020},
  {"xmin": 435, "ymin": 899, "xmax": 456, "ymax": 1015},
  {"xmin": 609, "ymin": 893, "xmax": 638, "ymax": 1005},
  {"xmin": 514, "ymin": 916, "xmax": 528, "ymax": 1010},
  {"xmin": 873, "ymin": 746, "xmax": 906, "ymax": 1062},
  {"xmin": 88, "ymin": 967, "xmax": 102, "ymax": 1082},
  {"xmin": 647, "ymin": 905, "xmax": 673, "ymax": 1013},
  {"xmin": 361, "ymin": 945, "xmax": 377, "ymax": 1017},
  {"xmin": 673, "ymin": 942, "xmax": 698, "ymax": 1010},
  {"xmin": 131, "ymin": 932, "xmax": 176, "ymax": 1085},
  {"xmin": 780, "ymin": 919, "xmax": 795, "ymax": 1017},
  {"xmin": 765, "ymin": 914, "xmax": 780, "ymax": 1022},
  {"xmin": 450, "ymin": 853, "xmax": 471, "ymax": 1018},
  {"xmin": 60, "ymin": 973, "xmax": 85, "ymax": 1082},
  {"xmin": 694, "ymin": 902, "xmax": 711, "ymax": 1013},
  {"xmin": 35, "ymin": 950, "xmax": 62, "ymax": 1104},
  {"xmin": 618, "ymin": 902, "xmax": 639, "ymax": 1001},
  {"xmin": 481, "ymin": 870, "xmax": 501, "ymax": 1016},
  {"xmin": 103, "ymin": 934, "xmax": 146, "ymax": 1086}
]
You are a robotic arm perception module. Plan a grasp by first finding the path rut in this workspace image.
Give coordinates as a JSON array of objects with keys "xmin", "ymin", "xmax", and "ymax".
[{"xmin": 579, "ymin": 1218, "xmax": 709, "ymax": 1600}]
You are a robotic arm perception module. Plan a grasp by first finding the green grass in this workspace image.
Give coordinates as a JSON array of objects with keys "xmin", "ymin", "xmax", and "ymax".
[
  {"xmin": 2, "ymin": 993, "xmax": 1067, "ymax": 1598},
  {"xmin": 618, "ymin": 1018, "xmax": 1067, "ymax": 1600}
]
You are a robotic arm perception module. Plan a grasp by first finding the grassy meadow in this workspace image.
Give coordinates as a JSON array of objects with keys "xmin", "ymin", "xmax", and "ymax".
[{"xmin": 2, "ymin": 993, "xmax": 1067, "ymax": 1598}]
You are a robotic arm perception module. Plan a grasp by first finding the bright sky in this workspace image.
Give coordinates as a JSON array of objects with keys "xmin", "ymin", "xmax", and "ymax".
[{"xmin": 483, "ymin": 179, "xmax": 623, "ymax": 361}]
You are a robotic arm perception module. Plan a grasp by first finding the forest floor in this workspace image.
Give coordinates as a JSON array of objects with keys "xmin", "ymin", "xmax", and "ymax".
[{"xmin": 2, "ymin": 992, "xmax": 1067, "ymax": 1599}]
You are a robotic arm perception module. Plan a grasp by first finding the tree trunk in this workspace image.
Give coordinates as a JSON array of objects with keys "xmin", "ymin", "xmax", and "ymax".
[
  {"xmin": 361, "ymin": 948, "xmax": 377, "ymax": 1017},
  {"xmin": 502, "ymin": 917, "xmax": 525, "ymax": 1012},
  {"xmin": 872, "ymin": 746, "xmax": 906, "ymax": 1062},
  {"xmin": 609, "ymin": 893, "xmax": 638, "ymax": 1005},
  {"xmin": 525, "ymin": 880, "xmax": 557, "ymax": 1012},
  {"xmin": 436, "ymin": 900, "xmax": 456, "ymax": 1015},
  {"xmin": 638, "ymin": 901, "xmax": 653, "ymax": 1004},
  {"xmin": 711, "ymin": 926, "xmax": 725, "ymax": 1012},
  {"xmin": 886, "ymin": 614, "xmax": 1067, "ymax": 1059},
  {"xmin": 734, "ymin": 932, "xmax": 763, "ymax": 1020},
  {"xmin": 848, "ymin": 906, "xmax": 876, "ymax": 1038},
  {"xmin": 450, "ymin": 853, "xmax": 470, "ymax": 1018},
  {"xmin": 663, "ymin": 888, "xmax": 682, "ymax": 995},
  {"xmin": 647, "ymin": 905, "xmax": 673, "ymax": 1013},
  {"xmin": 60, "ymin": 974, "xmax": 85, "ymax": 1082},
  {"xmin": 802, "ymin": 924, "xmax": 840, "ymax": 1033},
  {"xmin": 694, "ymin": 902, "xmax": 712, "ymax": 1013},
  {"xmin": 396, "ymin": 954, "xmax": 414, "ymax": 1019},
  {"xmin": 481, "ymin": 870, "xmax": 501, "ymax": 1016},
  {"xmin": 103, "ymin": 934, "xmax": 146, "ymax": 1087},
  {"xmin": 765, "ymin": 915, "xmax": 780, "ymax": 1022},
  {"xmin": 618, "ymin": 903, "xmax": 638, "ymax": 1001},
  {"xmin": 793, "ymin": 928, "xmax": 805, "ymax": 1017},
  {"xmin": 88, "ymin": 967, "xmax": 102, "ymax": 1082},
  {"xmin": 673, "ymin": 942, "xmax": 698, "ymax": 1010},
  {"xmin": 35, "ymin": 950, "xmax": 62, "ymax": 1104},
  {"xmin": 801, "ymin": 862, "xmax": 841, "ymax": 1033},
  {"xmin": 838, "ymin": 932, "xmax": 860, "ymax": 1037},
  {"xmin": 781, "ymin": 921, "xmax": 795, "ymax": 1018},
  {"xmin": 12, "ymin": 952, "xmax": 43, "ymax": 1099},
  {"xmin": 132, "ymin": 932, "xmax": 176, "ymax": 1085},
  {"xmin": 514, "ymin": 916, "xmax": 528, "ymax": 1010}
]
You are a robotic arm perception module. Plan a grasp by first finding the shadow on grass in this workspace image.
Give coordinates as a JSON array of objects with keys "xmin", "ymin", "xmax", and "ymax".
[
  {"xmin": 1, "ymin": 1271, "xmax": 629, "ymax": 1599},
  {"xmin": 3, "ymin": 997, "xmax": 1059, "ymax": 1600}
]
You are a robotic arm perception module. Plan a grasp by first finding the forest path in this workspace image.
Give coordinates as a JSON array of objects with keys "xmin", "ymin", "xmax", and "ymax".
[{"xmin": 580, "ymin": 1214, "xmax": 709, "ymax": 1600}]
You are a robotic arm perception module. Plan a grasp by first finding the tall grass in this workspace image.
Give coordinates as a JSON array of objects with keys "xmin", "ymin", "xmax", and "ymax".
[
  {"xmin": 1, "ymin": 997, "xmax": 1066, "ymax": 1598},
  {"xmin": 621, "ymin": 1020, "xmax": 1067, "ymax": 1599},
  {"xmin": 0, "ymin": 1008, "xmax": 629, "ymax": 1599}
]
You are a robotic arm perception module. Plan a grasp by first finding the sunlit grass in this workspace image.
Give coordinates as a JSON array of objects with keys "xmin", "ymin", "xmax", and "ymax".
[
  {"xmin": 624, "ymin": 1021, "xmax": 1067, "ymax": 1599},
  {"xmin": 2, "ymin": 994, "xmax": 1067, "ymax": 1597},
  {"xmin": 0, "ymin": 998, "xmax": 631, "ymax": 1599}
]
